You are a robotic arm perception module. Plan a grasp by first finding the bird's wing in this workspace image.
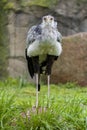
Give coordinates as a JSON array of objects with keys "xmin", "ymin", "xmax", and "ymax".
[
  {"xmin": 54, "ymin": 21, "xmax": 62, "ymax": 43},
  {"xmin": 26, "ymin": 26, "xmax": 37, "ymax": 78},
  {"xmin": 26, "ymin": 25, "xmax": 42, "ymax": 48},
  {"xmin": 57, "ymin": 31, "xmax": 62, "ymax": 43},
  {"xmin": 26, "ymin": 25, "xmax": 42, "ymax": 78}
]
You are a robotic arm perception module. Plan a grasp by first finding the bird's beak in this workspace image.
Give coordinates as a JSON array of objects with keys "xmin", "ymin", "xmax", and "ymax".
[{"xmin": 46, "ymin": 19, "xmax": 51, "ymax": 25}]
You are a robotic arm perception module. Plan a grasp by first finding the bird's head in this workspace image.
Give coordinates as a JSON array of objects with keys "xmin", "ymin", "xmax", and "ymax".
[{"xmin": 42, "ymin": 15, "xmax": 56, "ymax": 28}]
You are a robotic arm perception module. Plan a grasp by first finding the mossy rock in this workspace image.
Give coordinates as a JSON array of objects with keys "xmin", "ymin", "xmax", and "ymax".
[
  {"xmin": 2, "ymin": 0, "xmax": 58, "ymax": 10},
  {"xmin": 28, "ymin": 0, "xmax": 58, "ymax": 8},
  {"xmin": 0, "ymin": 1, "xmax": 9, "ymax": 79},
  {"xmin": 2, "ymin": 0, "xmax": 87, "ymax": 11},
  {"xmin": 76, "ymin": 0, "xmax": 87, "ymax": 3}
]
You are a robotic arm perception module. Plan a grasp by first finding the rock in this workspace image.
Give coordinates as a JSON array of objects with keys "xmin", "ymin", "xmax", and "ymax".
[
  {"xmin": 8, "ymin": 58, "xmax": 34, "ymax": 82},
  {"xmin": 6, "ymin": 0, "xmax": 87, "ymax": 86},
  {"xmin": 6, "ymin": 0, "xmax": 87, "ymax": 36},
  {"xmin": 80, "ymin": 19, "xmax": 87, "ymax": 32},
  {"xmin": 51, "ymin": 33, "xmax": 87, "ymax": 86},
  {"xmin": 0, "ymin": 1, "xmax": 8, "ymax": 79},
  {"xmin": 54, "ymin": 0, "xmax": 87, "ymax": 35}
]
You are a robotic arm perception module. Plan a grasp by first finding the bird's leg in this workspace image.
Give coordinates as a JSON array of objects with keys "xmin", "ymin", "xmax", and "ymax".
[
  {"xmin": 35, "ymin": 73, "xmax": 39, "ymax": 108},
  {"xmin": 38, "ymin": 73, "xmax": 40, "ymax": 91},
  {"xmin": 47, "ymin": 74, "xmax": 50, "ymax": 100},
  {"xmin": 46, "ymin": 55, "xmax": 55, "ymax": 107},
  {"xmin": 35, "ymin": 73, "xmax": 41, "ymax": 108},
  {"xmin": 46, "ymin": 55, "xmax": 55, "ymax": 75},
  {"xmin": 32, "ymin": 56, "xmax": 39, "ymax": 108},
  {"xmin": 47, "ymin": 75, "xmax": 51, "ymax": 108}
]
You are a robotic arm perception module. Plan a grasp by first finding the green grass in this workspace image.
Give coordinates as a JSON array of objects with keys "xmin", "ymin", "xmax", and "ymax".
[{"xmin": 0, "ymin": 78, "xmax": 87, "ymax": 130}]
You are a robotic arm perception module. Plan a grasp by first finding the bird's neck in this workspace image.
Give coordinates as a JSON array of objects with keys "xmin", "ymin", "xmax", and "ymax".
[
  {"xmin": 41, "ymin": 26, "xmax": 57, "ymax": 41},
  {"xmin": 42, "ymin": 25, "xmax": 54, "ymax": 34}
]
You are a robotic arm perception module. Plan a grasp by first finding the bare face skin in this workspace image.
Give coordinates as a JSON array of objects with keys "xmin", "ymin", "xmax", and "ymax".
[{"xmin": 42, "ymin": 15, "xmax": 55, "ymax": 28}]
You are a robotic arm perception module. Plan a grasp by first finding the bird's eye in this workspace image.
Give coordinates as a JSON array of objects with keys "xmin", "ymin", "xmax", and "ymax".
[
  {"xmin": 50, "ymin": 18, "xmax": 53, "ymax": 20},
  {"xmin": 44, "ymin": 17, "xmax": 46, "ymax": 21}
]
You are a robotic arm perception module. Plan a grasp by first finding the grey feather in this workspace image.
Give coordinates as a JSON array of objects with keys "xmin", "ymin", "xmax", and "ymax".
[
  {"xmin": 57, "ymin": 31, "xmax": 62, "ymax": 42},
  {"xmin": 26, "ymin": 15, "xmax": 62, "ymax": 58},
  {"xmin": 26, "ymin": 25, "xmax": 42, "ymax": 48}
]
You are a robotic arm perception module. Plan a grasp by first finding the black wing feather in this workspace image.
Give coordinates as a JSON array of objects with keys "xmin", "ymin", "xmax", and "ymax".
[{"xmin": 25, "ymin": 49, "xmax": 34, "ymax": 78}]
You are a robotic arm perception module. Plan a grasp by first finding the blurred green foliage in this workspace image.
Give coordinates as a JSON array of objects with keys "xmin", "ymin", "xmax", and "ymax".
[
  {"xmin": 0, "ymin": 0, "xmax": 87, "ymax": 10},
  {"xmin": 0, "ymin": 78, "xmax": 87, "ymax": 129},
  {"xmin": 25, "ymin": 0, "xmax": 58, "ymax": 8}
]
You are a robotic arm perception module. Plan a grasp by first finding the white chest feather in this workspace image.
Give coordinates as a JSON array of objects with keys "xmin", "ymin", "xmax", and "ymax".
[
  {"xmin": 41, "ymin": 27, "xmax": 57, "ymax": 42},
  {"xmin": 27, "ymin": 25, "xmax": 62, "ymax": 58}
]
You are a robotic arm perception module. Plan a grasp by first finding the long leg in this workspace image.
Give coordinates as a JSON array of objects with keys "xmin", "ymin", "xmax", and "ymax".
[
  {"xmin": 47, "ymin": 74, "xmax": 50, "ymax": 107},
  {"xmin": 47, "ymin": 75, "xmax": 50, "ymax": 99},
  {"xmin": 35, "ymin": 73, "xmax": 39, "ymax": 108},
  {"xmin": 32, "ymin": 56, "xmax": 39, "ymax": 108},
  {"xmin": 46, "ymin": 55, "xmax": 56, "ymax": 107},
  {"xmin": 38, "ymin": 73, "xmax": 40, "ymax": 91}
]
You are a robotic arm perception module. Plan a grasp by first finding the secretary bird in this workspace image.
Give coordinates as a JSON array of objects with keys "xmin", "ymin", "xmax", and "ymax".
[{"xmin": 25, "ymin": 15, "xmax": 62, "ymax": 107}]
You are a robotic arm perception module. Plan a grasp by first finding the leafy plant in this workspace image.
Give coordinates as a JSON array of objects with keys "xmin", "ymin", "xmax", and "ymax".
[{"xmin": 0, "ymin": 78, "xmax": 87, "ymax": 129}]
